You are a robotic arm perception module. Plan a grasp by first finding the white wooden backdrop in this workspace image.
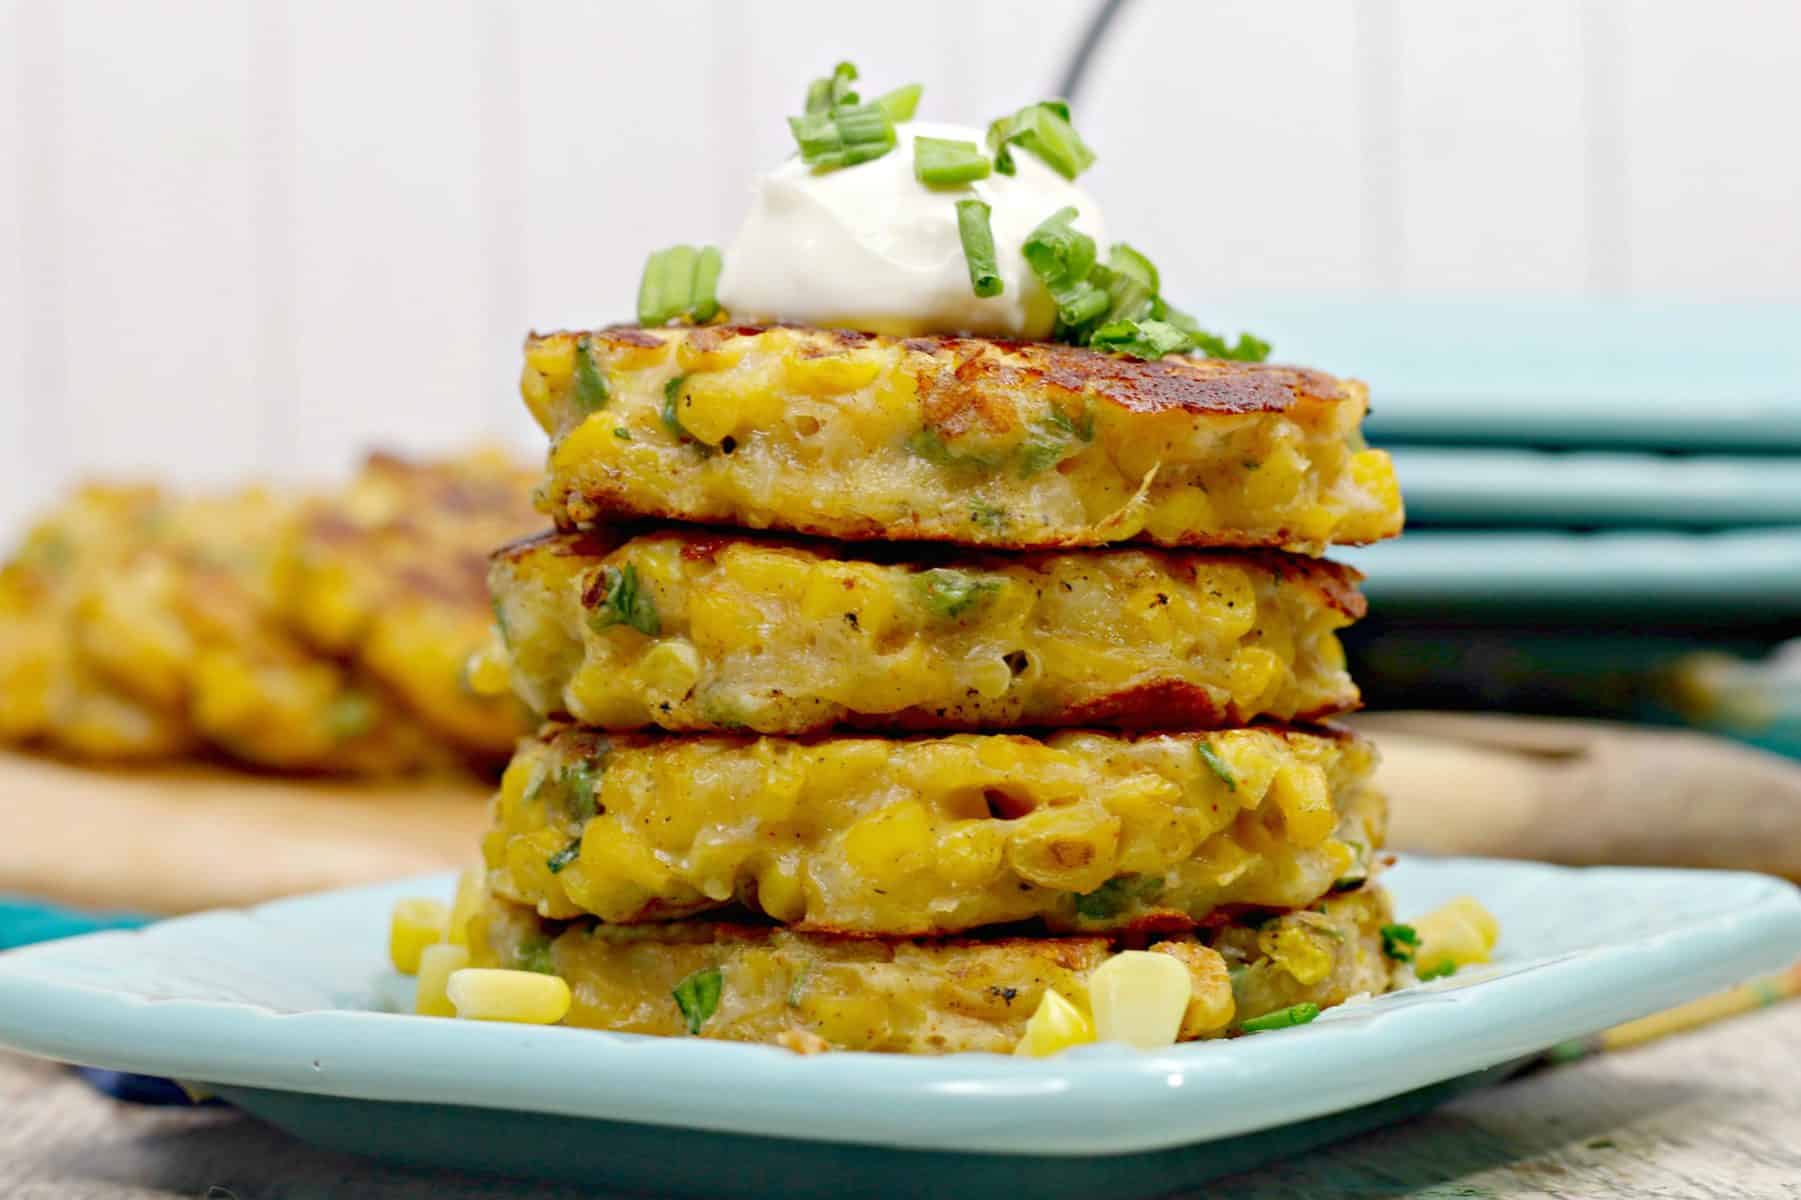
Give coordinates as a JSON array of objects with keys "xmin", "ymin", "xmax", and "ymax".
[{"xmin": 2, "ymin": 0, "xmax": 1798, "ymax": 531}]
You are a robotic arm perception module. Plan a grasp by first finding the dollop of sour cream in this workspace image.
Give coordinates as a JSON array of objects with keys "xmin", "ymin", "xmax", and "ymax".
[{"xmin": 716, "ymin": 121, "xmax": 1106, "ymax": 340}]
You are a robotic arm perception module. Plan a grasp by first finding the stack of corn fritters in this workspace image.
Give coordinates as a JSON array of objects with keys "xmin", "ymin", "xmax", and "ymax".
[
  {"xmin": 468, "ymin": 323, "xmax": 1406, "ymax": 1054},
  {"xmin": 0, "ymin": 449, "xmax": 539, "ymax": 776}
]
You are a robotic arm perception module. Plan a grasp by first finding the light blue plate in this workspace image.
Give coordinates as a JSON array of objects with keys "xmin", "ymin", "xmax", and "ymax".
[
  {"xmin": 1342, "ymin": 528, "xmax": 1801, "ymax": 617},
  {"xmin": 0, "ymin": 858, "xmax": 1795, "ymax": 1197},
  {"xmin": 1211, "ymin": 296, "xmax": 1801, "ymax": 451},
  {"xmin": 1393, "ymin": 447, "xmax": 1801, "ymax": 528}
]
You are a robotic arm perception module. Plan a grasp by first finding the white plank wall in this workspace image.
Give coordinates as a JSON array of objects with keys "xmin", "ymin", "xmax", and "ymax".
[{"xmin": 1, "ymin": 0, "xmax": 1799, "ymax": 531}]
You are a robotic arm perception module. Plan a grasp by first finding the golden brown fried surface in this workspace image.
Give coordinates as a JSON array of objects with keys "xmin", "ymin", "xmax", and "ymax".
[
  {"xmin": 482, "ymin": 528, "xmax": 1364, "ymax": 735},
  {"xmin": 483, "ymin": 722, "xmax": 1384, "ymax": 936},
  {"xmin": 278, "ymin": 449, "xmax": 542, "ymax": 760},
  {"xmin": 522, "ymin": 325, "xmax": 1402, "ymax": 553},
  {"xmin": 468, "ymin": 881, "xmax": 1394, "ymax": 1054}
]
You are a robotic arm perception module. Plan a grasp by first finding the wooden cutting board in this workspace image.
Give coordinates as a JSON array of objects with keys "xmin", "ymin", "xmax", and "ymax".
[{"xmin": 0, "ymin": 750, "xmax": 488, "ymax": 915}]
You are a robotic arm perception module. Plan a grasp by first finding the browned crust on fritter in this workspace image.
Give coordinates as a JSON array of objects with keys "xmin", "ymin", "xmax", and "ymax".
[
  {"xmin": 491, "ymin": 527, "xmax": 1367, "ymax": 621},
  {"xmin": 527, "ymin": 718, "xmax": 1358, "ymax": 757},
  {"xmin": 534, "ymin": 324, "xmax": 1357, "ymax": 419}
]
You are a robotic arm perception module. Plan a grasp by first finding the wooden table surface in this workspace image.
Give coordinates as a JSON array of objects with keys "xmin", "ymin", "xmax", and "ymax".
[{"xmin": 2, "ymin": 1002, "xmax": 1797, "ymax": 1199}]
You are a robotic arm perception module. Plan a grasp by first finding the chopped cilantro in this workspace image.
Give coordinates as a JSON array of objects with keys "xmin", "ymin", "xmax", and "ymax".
[
  {"xmin": 588, "ymin": 564, "xmax": 660, "ymax": 636},
  {"xmin": 916, "ymin": 569, "xmax": 1001, "ymax": 619},
  {"xmin": 1379, "ymin": 923, "xmax": 1418, "ymax": 962},
  {"xmin": 673, "ymin": 966, "xmax": 724, "ymax": 1034},
  {"xmin": 1196, "ymin": 741, "xmax": 1237, "ymax": 791}
]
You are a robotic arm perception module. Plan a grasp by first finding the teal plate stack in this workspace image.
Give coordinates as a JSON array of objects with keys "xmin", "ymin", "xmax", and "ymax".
[{"xmin": 1210, "ymin": 297, "xmax": 1801, "ymax": 753}]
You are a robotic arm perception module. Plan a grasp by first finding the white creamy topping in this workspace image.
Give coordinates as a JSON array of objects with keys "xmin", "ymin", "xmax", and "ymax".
[{"xmin": 716, "ymin": 121, "xmax": 1105, "ymax": 340}]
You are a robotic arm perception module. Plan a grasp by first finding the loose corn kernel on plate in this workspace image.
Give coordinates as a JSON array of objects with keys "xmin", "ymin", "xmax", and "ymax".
[{"xmin": 0, "ymin": 859, "xmax": 1794, "ymax": 1198}]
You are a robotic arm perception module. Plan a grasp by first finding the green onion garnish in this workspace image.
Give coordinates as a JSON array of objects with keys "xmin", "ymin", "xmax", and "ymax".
[
  {"xmin": 1072, "ymin": 874, "xmax": 1160, "ymax": 920},
  {"xmin": 546, "ymin": 838, "xmax": 581, "ymax": 875},
  {"xmin": 1418, "ymin": 961, "xmax": 1459, "ymax": 982},
  {"xmin": 805, "ymin": 62, "xmax": 860, "ymax": 113},
  {"xmin": 573, "ymin": 335, "xmax": 609, "ymax": 413},
  {"xmin": 1022, "ymin": 207, "xmax": 1109, "ymax": 330},
  {"xmin": 916, "ymin": 137, "xmax": 991, "ymax": 186},
  {"xmin": 1379, "ymin": 923, "xmax": 1419, "ymax": 962},
  {"xmin": 874, "ymin": 82, "xmax": 923, "ymax": 122},
  {"xmin": 1196, "ymin": 741, "xmax": 1237, "ymax": 791},
  {"xmin": 954, "ymin": 199, "xmax": 1002, "ymax": 298},
  {"xmin": 691, "ymin": 245, "xmax": 723, "ymax": 322},
  {"xmin": 559, "ymin": 762, "xmax": 601, "ymax": 820},
  {"xmin": 588, "ymin": 563, "xmax": 660, "ymax": 637},
  {"xmin": 672, "ymin": 966, "xmax": 724, "ymax": 1034},
  {"xmin": 789, "ymin": 102, "xmax": 897, "ymax": 170},
  {"xmin": 1240, "ymin": 1002, "xmax": 1320, "ymax": 1033},
  {"xmin": 1089, "ymin": 319, "xmax": 1191, "ymax": 360},
  {"xmin": 987, "ymin": 100, "xmax": 1096, "ymax": 180},
  {"xmin": 638, "ymin": 245, "xmax": 724, "ymax": 327}
]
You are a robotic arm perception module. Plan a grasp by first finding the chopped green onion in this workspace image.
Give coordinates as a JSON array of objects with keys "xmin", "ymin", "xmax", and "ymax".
[
  {"xmin": 559, "ymin": 762, "xmax": 601, "ymax": 820},
  {"xmin": 638, "ymin": 245, "xmax": 724, "ymax": 326},
  {"xmin": 573, "ymin": 335, "xmax": 609, "ymax": 413},
  {"xmin": 1022, "ymin": 206, "xmax": 1109, "ymax": 330},
  {"xmin": 1155, "ymin": 298, "xmax": 1271, "ymax": 362},
  {"xmin": 1196, "ymin": 741, "xmax": 1237, "ymax": 791},
  {"xmin": 874, "ymin": 82, "xmax": 923, "ymax": 122},
  {"xmin": 588, "ymin": 563, "xmax": 660, "ymax": 637},
  {"xmin": 789, "ymin": 102, "xmax": 897, "ymax": 170},
  {"xmin": 691, "ymin": 245, "xmax": 723, "ymax": 322},
  {"xmin": 545, "ymin": 838, "xmax": 581, "ymax": 875},
  {"xmin": 661, "ymin": 375, "xmax": 688, "ymax": 439},
  {"xmin": 1418, "ymin": 961, "xmax": 1459, "ymax": 982},
  {"xmin": 1379, "ymin": 923, "xmax": 1419, "ymax": 962},
  {"xmin": 1072, "ymin": 874, "xmax": 1160, "ymax": 920},
  {"xmin": 1107, "ymin": 243, "xmax": 1159, "ymax": 293},
  {"xmin": 954, "ymin": 198, "xmax": 1002, "ymax": 298},
  {"xmin": 916, "ymin": 137, "xmax": 991, "ymax": 186},
  {"xmin": 1089, "ymin": 319, "xmax": 1191, "ymax": 360},
  {"xmin": 672, "ymin": 966, "xmax": 724, "ymax": 1034},
  {"xmin": 325, "ymin": 692, "xmax": 376, "ymax": 740},
  {"xmin": 916, "ymin": 569, "xmax": 1001, "ymax": 619},
  {"xmin": 516, "ymin": 936, "xmax": 556, "ymax": 975},
  {"xmin": 1240, "ymin": 1002, "xmax": 1320, "ymax": 1033},
  {"xmin": 987, "ymin": 100, "xmax": 1096, "ymax": 180},
  {"xmin": 1016, "ymin": 405, "xmax": 1094, "ymax": 478},
  {"xmin": 805, "ymin": 61, "xmax": 859, "ymax": 114}
]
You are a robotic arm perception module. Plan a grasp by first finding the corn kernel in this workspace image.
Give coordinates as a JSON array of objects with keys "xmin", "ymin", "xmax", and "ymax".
[
  {"xmin": 1088, "ymin": 950, "xmax": 1193, "ymax": 1049},
  {"xmin": 414, "ymin": 943, "xmax": 469, "ymax": 1017},
  {"xmin": 1413, "ymin": 896, "xmax": 1500, "ymax": 976},
  {"xmin": 782, "ymin": 352, "xmax": 882, "ymax": 395},
  {"xmin": 462, "ymin": 634, "xmax": 512, "ymax": 698},
  {"xmin": 1261, "ymin": 923, "xmax": 1335, "ymax": 986},
  {"xmin": 388, "ymin": 898, "xmax": 449, "ymax": 975},
  {"xmin": 1014, "ymin": 989, "xmax": 1096, "ymax": 1057},
  {"xmin": 639, "ymin": 639, "xmax": 702, "ymax": 700},
  {"xmin": 446, "ymin": 869, "xmax": 483, "ymax": 948},
  {"xmin": 1268, "ymin": 761, "xmax": 1334, "ymax": 847},
  {"xmin": 675, "ymin": 375, "xmax": 742, "ymax": 446},
  {"xmin": 446, "ymin": 967, "xmax": 571, "ymax": 1024}
]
